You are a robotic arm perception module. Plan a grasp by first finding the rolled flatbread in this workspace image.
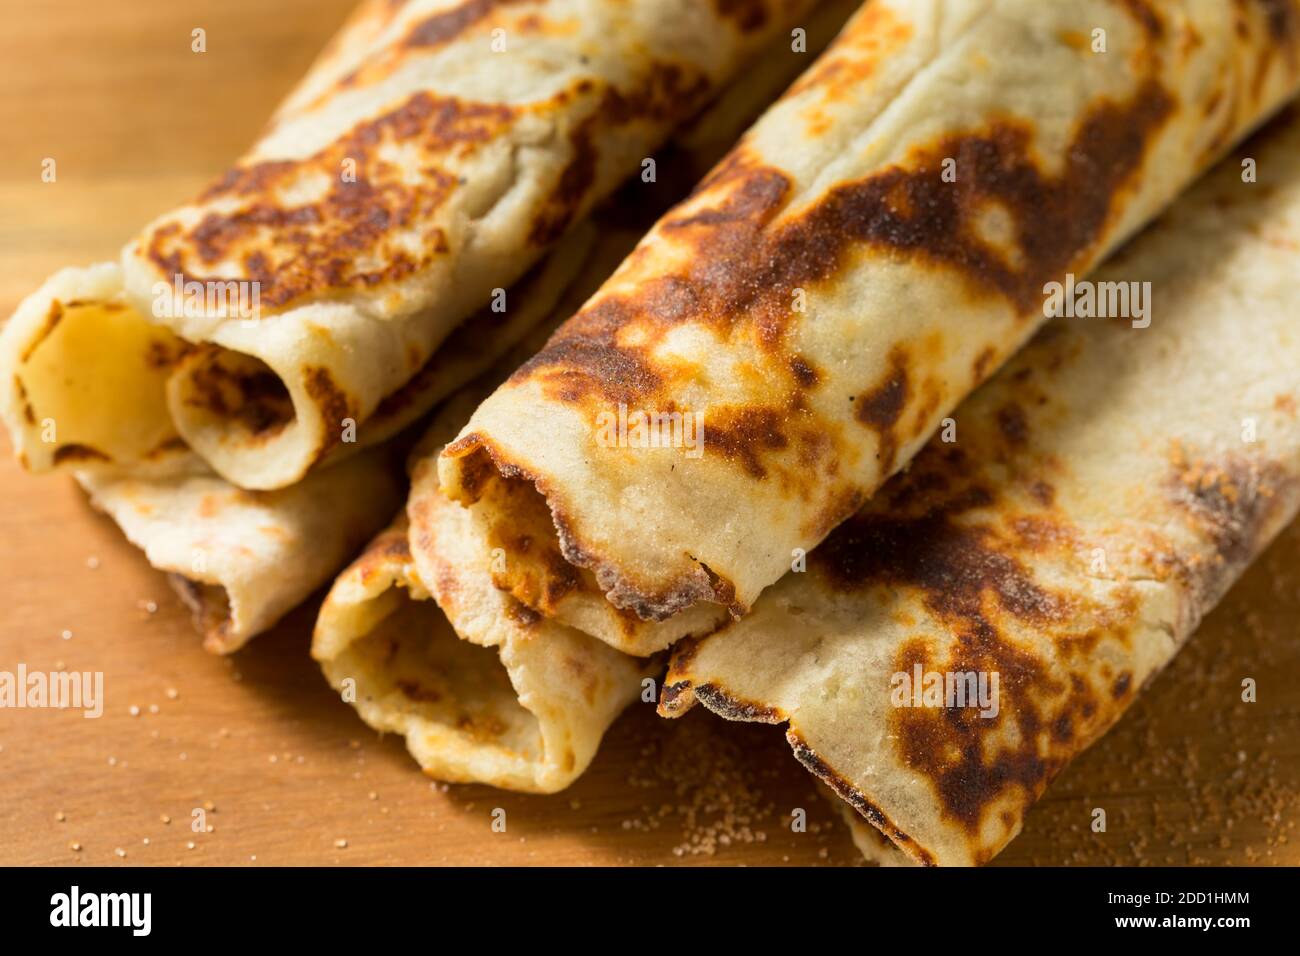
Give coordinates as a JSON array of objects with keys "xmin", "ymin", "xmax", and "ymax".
[
  {"xmin": 0, "ymin": 0, "xmax": 821, "ymax": 490},
  {"xmin": 77, "ymin": 446, "xmax": 405, "ymax": 654},
  {"xmin": 314, "ymin": 512, "xmax": 653, "ymax": 792},
  {"xmin": 4, "ymin": 224, "xmax": 596, "ymax": 654},
  {"xmin": 311, "ymin": 1, "xmax": 866, "ymax": 789},
  {"xmin": 0, "ymin": 224, "xmax": 594, "ymax": 478},
  {"xmin": 438, "ymin": 0, "xmax": 1300, "ymax": 646},
  {"xmin": 314, "ymin": 301, "xmax": 660, "ymax": 791},
  {"xmin": 2, "ymin": 1, "xmax": 847, "ymax": 652},
  {"xmin": 311, "ymin": 228, "xmax": 676, "ymax": 788},
  {"xmin": 660, "ymin": 106, "xmax": 1300, "ymax": 865}
]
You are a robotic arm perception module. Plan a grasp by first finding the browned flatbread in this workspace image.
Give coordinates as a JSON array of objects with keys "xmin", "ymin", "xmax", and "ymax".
[
  {"xmin": 1, "ymin": 0, "xmax": 822, "ymax": 490},
  {"xmin": 661, "ymin": 107, "xmax": 1300, "ymax": 865},
  {"xmin": 311, "ymin": 0, "xmax": 867, "ymax": 789},
  {"xmin": 0, "ymin": 0, "xmax": 844, "ymax": 652},
  {"xmin": 437, "ymin": 0, "xmax": 1300, "ymax": 653}
]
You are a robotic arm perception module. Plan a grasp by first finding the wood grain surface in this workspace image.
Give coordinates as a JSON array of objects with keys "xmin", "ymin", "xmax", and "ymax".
[{"xmin": 0, "ymin": 0, "xmax": 1297, "ymax": 868}]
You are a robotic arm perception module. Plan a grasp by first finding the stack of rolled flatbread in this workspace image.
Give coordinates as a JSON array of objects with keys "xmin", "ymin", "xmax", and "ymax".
[
  {"xmin": 6, "ymin": 0, "xmax": 1300, "ymax": 864},
  {"xmin": 1, "ymin": 0, "xmax": 833, "ymax": 650}
]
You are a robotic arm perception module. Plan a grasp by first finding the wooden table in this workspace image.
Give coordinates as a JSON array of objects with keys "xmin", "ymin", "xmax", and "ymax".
[{"xmin": 1, "ymin": 0, "xmax": 1297, "ymax": 867}]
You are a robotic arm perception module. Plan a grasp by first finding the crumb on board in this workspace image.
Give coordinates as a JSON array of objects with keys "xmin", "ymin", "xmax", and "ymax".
[{"xmin": 615, "ymin": 710, "xmax": 838, "ymax": 862}]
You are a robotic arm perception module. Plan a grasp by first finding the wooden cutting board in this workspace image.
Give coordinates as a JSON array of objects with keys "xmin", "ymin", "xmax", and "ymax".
[{"xmin": 1, "ymin": 0, "xmax": 1297, "ymax": 868}]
